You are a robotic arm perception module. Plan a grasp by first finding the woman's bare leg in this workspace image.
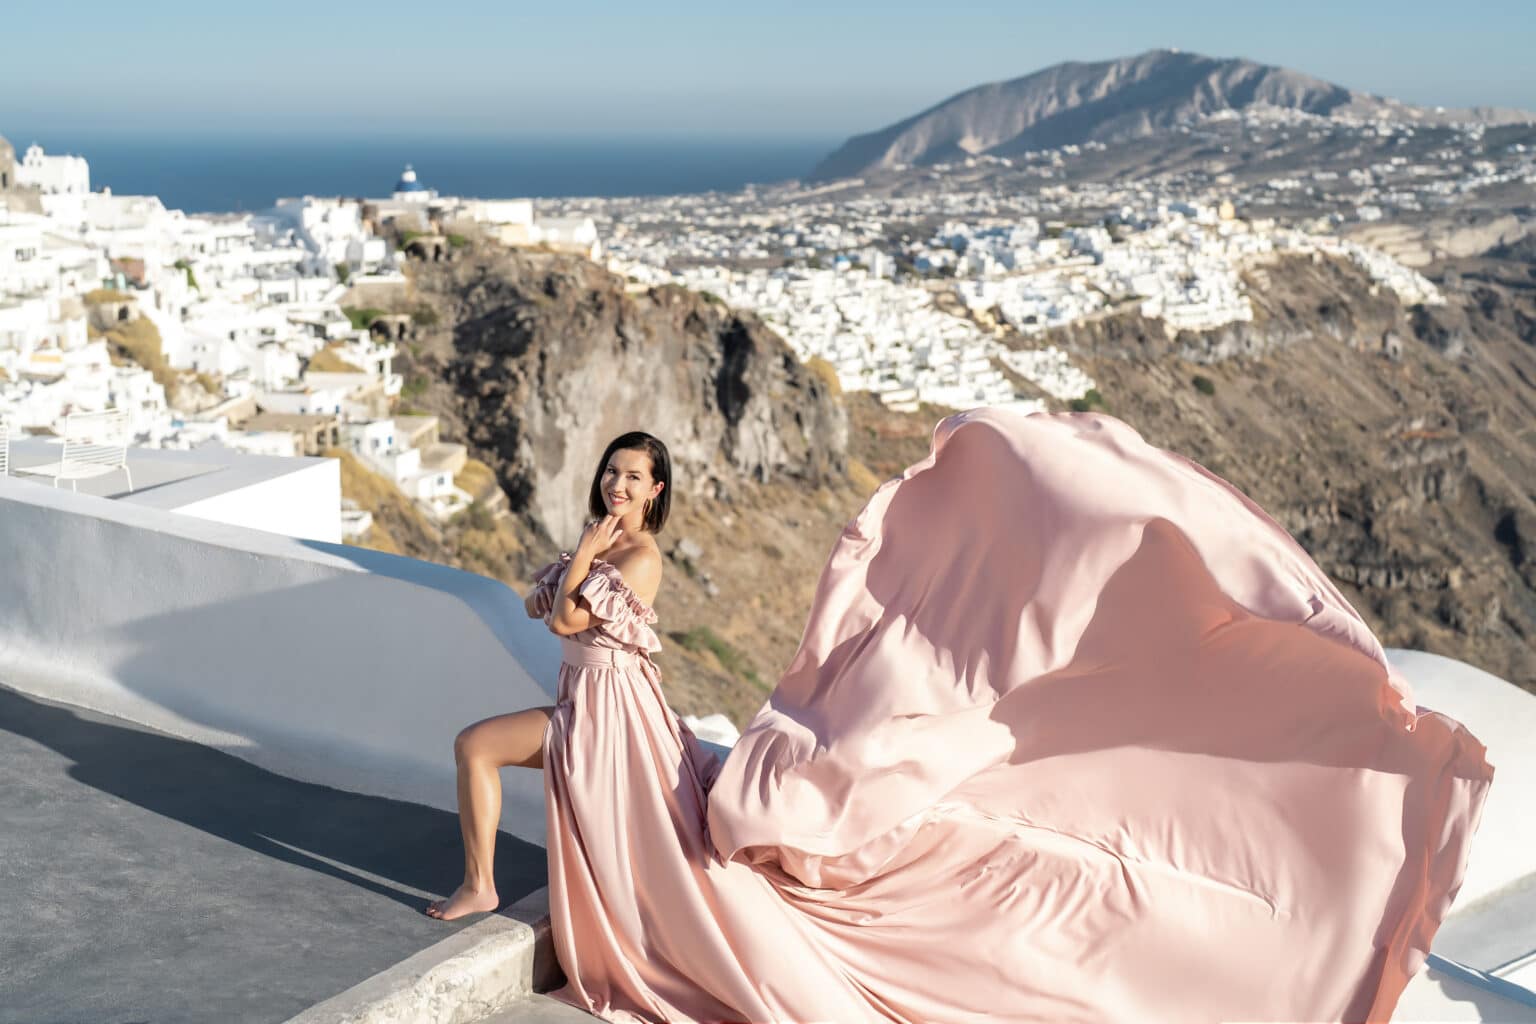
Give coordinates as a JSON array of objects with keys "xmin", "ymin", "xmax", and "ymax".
[{"xmin": 426, "ymin": 705, "xmax": 555, "ymax": 921}]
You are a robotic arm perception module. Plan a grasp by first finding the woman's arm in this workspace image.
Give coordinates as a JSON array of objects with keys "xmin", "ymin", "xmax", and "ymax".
[
  {"xmin": 548, "ymin": 548, "xmax": 602, "ymax": 636},
  {"xmin": 550, "ymin": 515, "xmax": 619, "ymax": 635}
]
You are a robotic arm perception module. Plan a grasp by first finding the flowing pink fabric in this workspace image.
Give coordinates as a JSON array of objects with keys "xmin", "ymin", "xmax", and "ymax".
[{"xmin": 532, "ymin": 407, "xmax": 1494, "ymax": 1024}]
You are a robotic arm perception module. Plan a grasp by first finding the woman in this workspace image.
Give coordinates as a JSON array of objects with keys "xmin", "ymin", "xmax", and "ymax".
[
  {"xmin": 435, "ymin": 410, "xmax": 1494, "ymax": 1024},
  {"xmin": 426, "ymin": 430, "xmax": 672, "ymax": 923}
]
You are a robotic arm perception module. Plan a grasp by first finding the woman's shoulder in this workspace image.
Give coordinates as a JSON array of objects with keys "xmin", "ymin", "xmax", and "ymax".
[
  {"xmin": 603, "ymin": 537, "xmax": 663, "ymax": 568},
  {"xmin": 601, "ymin": 543, "xmax": 663, "ymax": 608}
]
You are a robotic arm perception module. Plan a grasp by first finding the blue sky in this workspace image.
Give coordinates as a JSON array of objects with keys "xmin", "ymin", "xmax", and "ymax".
[{"xmin": 4, "ymin": 0, "xmax": 1533, "ymax": 140}]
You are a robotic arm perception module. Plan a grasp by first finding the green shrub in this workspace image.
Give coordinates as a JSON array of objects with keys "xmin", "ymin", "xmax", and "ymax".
[
  {"xmin": 1069, "ymin": 387, "xmax": 1106, "ymax": 413},
  {"xmin": 673, "ymin": 626, "xmax": 763, "ymax": 689},
  {"xmin": 344, "ymin": 307, "xmax": 386, "ymax": 330},
  {"xmin": 411, "ymin": 303, "xmax": 440, "ymax": 327},
  {"xmin": 1192, "ymin": 374, "xmax": 1216, "ymax": 396},
  {"xmin": 173, "ymin": 259, "xmax": 200, "ymax": 291}
]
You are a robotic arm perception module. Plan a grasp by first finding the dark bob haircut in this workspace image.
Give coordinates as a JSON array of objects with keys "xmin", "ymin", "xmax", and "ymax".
[{"xmin": 587, "ymin": 431, "xmax": 671, "ymax": 534}]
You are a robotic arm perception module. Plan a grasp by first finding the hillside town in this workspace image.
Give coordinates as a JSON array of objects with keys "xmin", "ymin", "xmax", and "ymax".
[
  {"xmin": 0, "ymin": 143, "xmax": 600, "ymax": 534},
  {"xmin": 549, "ymin": 108, "xmax": 1525, "ymax": 414},
  {"xmin": 0, "ymin": 109, "xmax": 1512, "ymax": 523},
  {"xmin": 629, "ymin": 200, "xmax": 1443, "ymax": 413}
]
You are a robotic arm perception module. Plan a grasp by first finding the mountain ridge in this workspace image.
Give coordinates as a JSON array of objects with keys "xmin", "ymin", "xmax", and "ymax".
[{"xmin": 811, "ymin": 49, "xmax": 1536, "ymax": 180}]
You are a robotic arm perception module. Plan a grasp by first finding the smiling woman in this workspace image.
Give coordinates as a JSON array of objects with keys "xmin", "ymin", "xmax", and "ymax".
[{"xmin": 426, "ymin": 430, "xmax": 675, "ymax": 924}]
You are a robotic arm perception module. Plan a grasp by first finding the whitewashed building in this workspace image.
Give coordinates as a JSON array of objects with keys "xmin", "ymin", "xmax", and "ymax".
[{"xmin": 16, "ymin": 144, "xmax": 90, "ymax": 196}]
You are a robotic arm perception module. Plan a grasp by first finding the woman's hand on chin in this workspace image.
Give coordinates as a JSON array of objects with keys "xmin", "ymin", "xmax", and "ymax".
[{"xmin": 575, "ymin": 514, "xmax": 624, "ymax": 561}]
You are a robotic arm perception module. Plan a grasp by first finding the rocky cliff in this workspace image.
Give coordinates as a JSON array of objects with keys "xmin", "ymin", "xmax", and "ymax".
[
  {"xmin": 1049, "ymin": 252, "xmax": 1536, "ymax": 694},
  {"xmin": 406, "ymin": 248, "xmax": 847, "ymax": 547}
]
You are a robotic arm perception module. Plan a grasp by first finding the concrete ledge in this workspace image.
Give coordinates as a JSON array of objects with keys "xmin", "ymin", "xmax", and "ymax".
[
  {"xmin": 479, "ymin": 995, "xmax": 603, "ymax": 1022},
  {"xmin": 284, "ymin": 888, "xmax": 563, "ymax": 1024}
]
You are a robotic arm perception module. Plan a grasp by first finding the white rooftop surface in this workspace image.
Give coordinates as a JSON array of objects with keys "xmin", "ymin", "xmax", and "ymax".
[
  {"xmin": 12, "ymin": 435, "xmax": 280, "ymax": 504},
  {"xmin": 1384, "ymin": 648, "xmax": 1536, "ymax": 1021},
  {"xmin": 7, "ymin": 436, "xmax": 341, "ymax": 542}
]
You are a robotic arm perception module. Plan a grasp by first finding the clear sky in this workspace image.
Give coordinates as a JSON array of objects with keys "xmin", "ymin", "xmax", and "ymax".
[{"xmin": 4, "ymin": 0, "xmax": 1533, "ymax": 141}]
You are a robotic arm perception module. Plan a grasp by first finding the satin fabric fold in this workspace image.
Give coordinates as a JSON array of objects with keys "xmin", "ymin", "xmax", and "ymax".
[{"xmin": 539, "ymin": 408, "xmax": 1494, "ymax": 1023}]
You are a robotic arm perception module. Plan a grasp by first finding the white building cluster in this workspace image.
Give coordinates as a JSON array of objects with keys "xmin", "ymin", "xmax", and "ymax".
[
  {"xmin": 951, "ymin": 203, "xmax": 1266, "ymax": 336},
  {"xmin": 0, "ymin": 146, "xmax": 568, "ymax": 527},
  {"xmin": 0, "ymin": 204, "xmax": 168, "ymax": 438},
  {"xmin": 17, "ymin": 144, "xmax": 90, "ymax": 195},
  {"xmin": 673, "ymin": 264, "xmax": 1040, "ymax": 413},
  {"xmin": 599, "ymin": 176, "xmax": 1450, "ymax": 416}
]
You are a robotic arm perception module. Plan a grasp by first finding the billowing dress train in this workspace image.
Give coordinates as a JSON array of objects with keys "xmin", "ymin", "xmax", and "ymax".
[{"xmin": 527, "ymin": 407, "xmax": 1494, "ymax": 1024}]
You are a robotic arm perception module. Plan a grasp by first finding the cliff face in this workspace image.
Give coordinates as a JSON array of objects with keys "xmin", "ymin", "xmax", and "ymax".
[
  {"xmin": 404, "ymin": 248, "xmax": 847, "ymax": 554},
  {"xmin": 1053, "ymin": 253, "xmax": 1536, "ymax": 692},
  {"xmin": 1039, "ymin": 253, "xmax": 1409, "ymax": 363}
]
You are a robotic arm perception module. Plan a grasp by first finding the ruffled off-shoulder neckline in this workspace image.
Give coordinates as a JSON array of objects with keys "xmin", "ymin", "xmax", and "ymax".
[{"xmin": 555, "ymin": 551, "xmax": 658, "ymax": 623}]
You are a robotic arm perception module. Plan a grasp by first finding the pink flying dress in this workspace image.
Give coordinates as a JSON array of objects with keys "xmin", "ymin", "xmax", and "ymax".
[{"xmin": 529, "ymin": 407, "xmax": 1494, "ymax": 1024}]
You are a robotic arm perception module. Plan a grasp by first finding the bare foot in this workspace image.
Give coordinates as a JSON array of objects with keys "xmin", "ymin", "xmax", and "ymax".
[{"xmin": 424, "ymin": 882, "xmax": 499, "ymax": 921}]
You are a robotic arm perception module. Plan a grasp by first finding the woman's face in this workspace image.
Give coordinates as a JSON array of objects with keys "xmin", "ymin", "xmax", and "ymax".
[{"xmin": 602, "ymin": 448, "xmax": 662, "ymax": 520}]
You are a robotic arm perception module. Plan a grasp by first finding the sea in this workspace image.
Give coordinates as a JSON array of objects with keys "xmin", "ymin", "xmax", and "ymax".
[{"xmin": 7, "ymin": 134, "xmax": 838, "ymax": 214}]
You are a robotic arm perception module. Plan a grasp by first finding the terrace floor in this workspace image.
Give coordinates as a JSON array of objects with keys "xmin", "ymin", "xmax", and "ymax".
[{"xmin": 0, "ymin": 683, "xmax": 546, "ymax": 1024}]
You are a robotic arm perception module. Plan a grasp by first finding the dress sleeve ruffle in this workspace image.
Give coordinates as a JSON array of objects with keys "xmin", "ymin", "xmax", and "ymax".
[
  {"xmin": 527, "ymin": 558, "xmax": 567, "ymax": 611},
  {"xmin": 539, "ymin": 552, "xmax": 662, "ymax": 652},
  {"xmin": 531, "ymin": 558, "xmax": 567, "ymax": 590}
]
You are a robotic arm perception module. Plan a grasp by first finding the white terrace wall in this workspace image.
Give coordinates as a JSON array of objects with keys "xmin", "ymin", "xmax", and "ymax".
[{"xmin": 0, "ymin": 477, "xmax": 562, "ymax": 845}]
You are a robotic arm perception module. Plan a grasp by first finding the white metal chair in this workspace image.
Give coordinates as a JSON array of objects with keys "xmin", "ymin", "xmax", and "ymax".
[{"xmin": 15, "ymin": 409, "xmax": 134, "ymax": 492}]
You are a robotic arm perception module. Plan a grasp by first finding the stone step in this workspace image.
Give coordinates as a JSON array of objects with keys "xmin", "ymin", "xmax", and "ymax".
[
  {"xmin": 283, "ymin": 887, "xmax": 563, "ymax": 1024},
  {"xmin": 474, "ymin": 994, "xmax": 603, "ymax": 1022}
]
